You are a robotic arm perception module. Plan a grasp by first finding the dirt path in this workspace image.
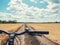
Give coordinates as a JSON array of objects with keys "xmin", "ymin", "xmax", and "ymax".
[{"xmin": 25, "ymin": 24, "xmax": 59, "ymax": 45}]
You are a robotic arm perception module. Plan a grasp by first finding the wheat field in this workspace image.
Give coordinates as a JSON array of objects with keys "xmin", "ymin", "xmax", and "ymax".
[
  {"xmin": 0, "ymin": 24, "xmax": 22, "ymax": 32},
  {"xmin": 0, "ymin": 24, "xmax": 22, "ymax": 45},
  {"xmin": 28, "ymin": 23, "xmax": 60, "ymax": 44},
  {"xmin": 0, "ymin": 23, "xmax": 60, "ymax": 44}
]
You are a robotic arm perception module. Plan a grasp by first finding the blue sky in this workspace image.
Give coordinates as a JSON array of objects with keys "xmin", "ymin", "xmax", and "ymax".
[
  {"xmin": 0, "ymin": 0, "xmax": 60, "ymax": 22},
  {"xmin": 0, "ymin": 0, "xmax": 10, "ymax": 12},
  {"xmin": 22, "ymin": 0, "xmax": 48, "ymax": 8}
]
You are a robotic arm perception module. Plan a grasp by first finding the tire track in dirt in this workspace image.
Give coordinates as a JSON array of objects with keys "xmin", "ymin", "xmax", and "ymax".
[
  {"xmin": 14, "ymin": 24, "xmax": 26, "ymax": 45},
  {"xmin": 24, "ymin": 24, "xmax": 40, "ymax": 45},
  {"xmin": 27, "ymin": 24, "xmax": 59, "ymax": 45}
]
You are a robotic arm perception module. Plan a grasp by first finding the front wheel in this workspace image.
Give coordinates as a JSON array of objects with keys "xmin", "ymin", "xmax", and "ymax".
[
  {"xmin": 6, "ymin": 37, "xmax": 21, "ymax": 45},
  {"xmin": 14, "ymin": 37, "xmax": 21, "ymax": 45}
]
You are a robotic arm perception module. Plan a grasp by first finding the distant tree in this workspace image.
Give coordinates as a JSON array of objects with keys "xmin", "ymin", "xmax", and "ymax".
[
  {"xmin": 0, "ymin": 20, "xmax": 1, "ymax": 21},
  {"xmin": 2, "ymin": 20, "xmax": 7, "ymax": 23},
  {"xmin": 7, "ymin": 20, "xmax": 17, "ymax": 23},
  {"xmin": 0, "ymin": 20, "xmax": 17, "ymax": 23}
]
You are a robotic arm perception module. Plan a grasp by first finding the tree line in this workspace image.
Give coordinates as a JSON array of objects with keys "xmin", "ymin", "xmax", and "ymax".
[{"xmin": 0, "ymin": 20, "xmax": 17, "ymax": 23}]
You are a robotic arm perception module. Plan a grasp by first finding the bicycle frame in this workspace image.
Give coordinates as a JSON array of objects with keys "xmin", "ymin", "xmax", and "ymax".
[{"xmin": 0, "ymin": 29, "xmax": 49, "ymax": 45}]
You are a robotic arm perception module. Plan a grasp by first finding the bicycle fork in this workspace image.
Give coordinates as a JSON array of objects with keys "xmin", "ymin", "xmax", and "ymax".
[
  {"xmin": 8, "ymin": 38, "xmax": 14, "ymax": 45},
  {"xmin": 8, "ymin": 33, "xmax": 16, "ymax": 45}
]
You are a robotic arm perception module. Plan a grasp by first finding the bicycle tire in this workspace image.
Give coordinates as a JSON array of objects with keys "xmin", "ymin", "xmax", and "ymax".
[
  {"xmin": 14, "ymin": 37, "xmax": 21, "ymax": 45},
  {"xmin": 6, "ymin": 37, "xmax": 21, "ymax": 45}
]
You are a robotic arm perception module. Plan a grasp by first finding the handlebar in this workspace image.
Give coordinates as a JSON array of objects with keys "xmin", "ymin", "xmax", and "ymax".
[
  {"xmin": 28, "ymin": 31, "xmax": 49, "ymax": 34},
  {"xmin": 0, "ymin": 29, "xmax": 49, "ymax": 45},
  {"xmin": 0, "ymin": 30, "xmax": 49, "ymax": 36},
  {"xmin": 25, "ymin": 30, "xmax": 49, "ymax": 36},
  {"xmin": 0, "ymin": 30, "xmax": 9, "ymax": 34}
]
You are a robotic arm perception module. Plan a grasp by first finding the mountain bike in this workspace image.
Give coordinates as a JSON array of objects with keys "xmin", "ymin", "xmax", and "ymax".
[{"xmin": 0, "ymin": 28, "xmax": 49, "ymax": 45}]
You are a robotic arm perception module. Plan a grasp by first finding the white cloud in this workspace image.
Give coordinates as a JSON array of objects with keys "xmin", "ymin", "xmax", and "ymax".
[
  {"xmin": 6, "ymin": 0, "xmax": 60, "ymax": 22},
  {"xmin": 0, "ymin": 12, "xmax": 13, "ymax": 21},
  {"xmin": 30, "ymin": 0, "xmax": 35, "ymax": 2},
  {"xmin": 40, "ymin": 1, "xmax": 45, "ymax": 3},
  {"xmin": 30, "ymin": 0, "xmax": 37, "ymax": 3},
  {"xmin": 45, "ymin": 0, "xmax": 60, "ymax": 4}
]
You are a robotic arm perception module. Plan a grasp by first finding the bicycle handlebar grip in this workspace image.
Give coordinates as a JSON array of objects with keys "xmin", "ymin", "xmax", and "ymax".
[
  {"xmin": 0, "ymin": 30, "xmax": 9, "ymax": 34},
  {"xmin": 29, "ymin": 31, "xmax": 49, "ymax": 34}
]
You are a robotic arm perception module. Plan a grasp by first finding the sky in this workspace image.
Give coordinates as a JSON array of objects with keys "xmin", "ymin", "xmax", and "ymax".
[{"xmin": 0, "ymin": 0, "xmax": 60, "ymax": 22}]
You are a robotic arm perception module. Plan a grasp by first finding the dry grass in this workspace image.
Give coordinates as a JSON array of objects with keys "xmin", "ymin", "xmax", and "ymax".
[
  {"xmin": 0, "ymin": 23, "xmax": 60, "ymax": 45},
  {"xmin": 28, "ymin": 23, "xmax": 60, "ymax": 44},
  {"xmin": 0, "ymin": 24, "xmax": 22, "ymax": 45},
  {"xmin": 0, "ymin": 24, "xmax": 22, "ymax": 32}
]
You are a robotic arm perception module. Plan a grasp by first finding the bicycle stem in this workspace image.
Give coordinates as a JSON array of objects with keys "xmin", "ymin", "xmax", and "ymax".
[{"xmin": 8, "ymin": 33, "xmax": 16, "ymax": 45}]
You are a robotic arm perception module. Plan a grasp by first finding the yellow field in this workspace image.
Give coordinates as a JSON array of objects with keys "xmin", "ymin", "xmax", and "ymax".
[
  {"xmin": 0, "ymin": 24, "xmax": 22, "ymax": 45},
  {"xmin": 0, "ymin": 24, "xmax": 22, "ymax": 32},
  {"xmin": 0, "ymin": 23, "xmax": 60, "ymax": 44},
  {"xmin": 28, "ymin": 23, "xmax": 60, "ymax": 44}
]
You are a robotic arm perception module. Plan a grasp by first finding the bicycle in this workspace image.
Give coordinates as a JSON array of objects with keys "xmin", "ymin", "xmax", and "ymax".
[{"xmin": 0, "ymin": 28, "xmax": 49, "ymax": 45}]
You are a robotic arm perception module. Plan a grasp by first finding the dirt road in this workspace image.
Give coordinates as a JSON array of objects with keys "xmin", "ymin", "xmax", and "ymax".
[{"xmin": 24, "ymin": 25, "xmax": 58, "ymax": 45}]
